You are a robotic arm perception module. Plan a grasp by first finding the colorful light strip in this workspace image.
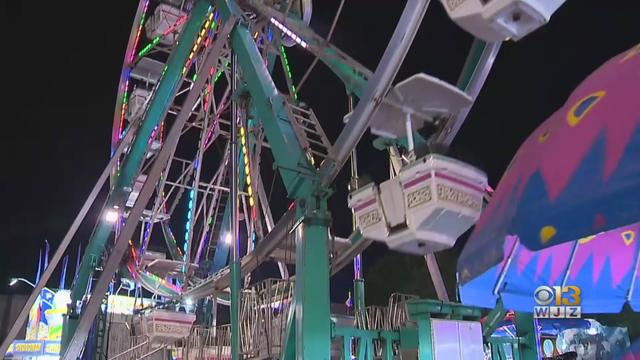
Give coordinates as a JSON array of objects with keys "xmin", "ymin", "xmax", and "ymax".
[
  {"xmin": 138, "ymin": 36, "xmax": 161, "ymax": 58},
  {"xmin": 129, "ymin": 0, "xmax": 150, "ymax": 63},
  {"xmin": 138, "ymin": 13, "xmax": 189, "ymax": 58},
  {"xmin": 269, "ymin": 18, "xmax": 308, "ymax": 48},
  {"xmin": 280, "ymin": 46, "xmax": 298, "ymax": 100},
  {"xmin": 118, "ymin": 77, "xmax": 130, "ymax": 139},
  {"xmin": 239, "ymin": 126, "xmax": 256, "ymax": 213},
  {"xmin": 182, "ymin": 11, "xmax": 214, "ymax": 75},
  {"xmin": 117, "ymin": 0, "xmax": 149, "ymax": 141},
  {"xmin": 183, "ymin": 187, "xmax": 195, "ymax": 265},
  {"xmin": 203, "ymin": 16, "xmax": 217, "ymax": 48}
]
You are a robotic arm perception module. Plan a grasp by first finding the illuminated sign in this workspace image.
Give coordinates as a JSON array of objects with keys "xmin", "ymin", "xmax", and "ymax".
[
  {"xmin": 534, "ymin": 285, "xmax": 582, "ymax": 318},
  {"xmin": 6, "ymin": 340, "xmax": 60, "ymax": 358},
  {"xmin": 44, "ymin": 341, "xmax": 61, "ymax": 356},
  {"xmin": 107, "ymin": 295, "xmax": 154, "ymax": 315}
]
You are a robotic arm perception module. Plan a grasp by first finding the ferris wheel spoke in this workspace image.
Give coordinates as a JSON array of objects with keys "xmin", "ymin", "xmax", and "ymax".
[
  {"xmin": 242, "ymin": 0, "xmax": 371, "ymax": 95},
  {"xmin": 295, "ymin": 0, "xmax": 345, "ymax": 93}
]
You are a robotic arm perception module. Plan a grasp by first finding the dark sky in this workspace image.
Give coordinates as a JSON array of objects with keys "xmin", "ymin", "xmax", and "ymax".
[{"xmin": 1, "ymin": 0, "xmax": 639, "ymax": 297}]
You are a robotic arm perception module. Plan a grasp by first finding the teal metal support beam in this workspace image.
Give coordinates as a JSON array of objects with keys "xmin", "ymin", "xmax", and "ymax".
[
  {"xmin": 457, "ymin": 40, "xmax": 489, "ymax": 90},
  {"xmin": 217, "ymin": 0, "xmax": 316, "ymax": 200},
  {"xmin": 482, "ymin": 298, "xmax": 506, "ymax": 337},
  {"xmin": 294, "ymin": 197, "xmax": 332, "ymax": 360},
  {"xmin": 417, "ymin": 318, "xmax": 434, "ymax": 360},
  {"xmin": 399, "ymin": 326, "xmax": 419, "ymax": 358},
  {"xmin": 61, "ymin": 0, "xmax": 211, "ymax": 351},
  {"xmin": 280, "ymin": 303, "xmax": 296, "ymax": 360},
  {"xmin": 406, "ymin": 299, "xmax": 483, "ymax": 320},
  {"xmin": 353, "ymin": 279, "xmax": 365, "ymax": 313},
  {"xmin": 515, "ymin": 312, "xmax": 539, "ymax": 360},
  {"xmin": 229, "ymin": 53, "xmax": 241, "ymax": 360},
  {"xmin": 435, "ymin": 39, "xmax": 500, "ymax": 145}
]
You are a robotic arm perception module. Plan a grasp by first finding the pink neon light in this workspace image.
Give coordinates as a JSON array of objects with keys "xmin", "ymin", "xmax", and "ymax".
[
  {"xmin": 163, "ymin": 15, "xmax": 188, "ymax": 36},
  {"xmin": 129, "ymin": 0, "xmax": 150, "ymax": 63}
]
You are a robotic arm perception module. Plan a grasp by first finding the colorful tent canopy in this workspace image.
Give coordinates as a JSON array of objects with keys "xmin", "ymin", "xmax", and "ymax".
[
  {"xmin": 458, "ymin": 43, "xmax": 640, "ymax": 291},
  {"xmin": 459, "ymin": 224, "xmax": 640, "ymax": 313}
]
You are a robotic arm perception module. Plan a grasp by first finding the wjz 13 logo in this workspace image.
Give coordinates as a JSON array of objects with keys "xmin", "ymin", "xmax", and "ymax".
[{"xmin": 533, "ymin": 285, "xmax": 581, "ymax": 318}]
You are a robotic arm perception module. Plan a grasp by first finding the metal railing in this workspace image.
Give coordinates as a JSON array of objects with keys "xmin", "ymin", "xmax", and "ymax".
[
  {"xmin": 353, "ymin": 293, "xmax": 418, "ymax": 357},
  {"xmin": 176, "ymin": 279, "xmax": 294, "ymax": 359}
]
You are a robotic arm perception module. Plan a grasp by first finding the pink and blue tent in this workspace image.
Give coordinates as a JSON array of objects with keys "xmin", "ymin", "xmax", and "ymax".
[
  {"xmin": 460, "ymin": 225, "xmax": 640, "ymax": 313},
  {"xmin": 458, "ymin": 43, "xmax": 640, "ymax": 313}
]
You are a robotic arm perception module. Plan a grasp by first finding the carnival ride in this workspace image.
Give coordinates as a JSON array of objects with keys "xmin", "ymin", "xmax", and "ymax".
[{"xmin": 11, "ymin": 0, "xmax": 636, "ymax": 359}]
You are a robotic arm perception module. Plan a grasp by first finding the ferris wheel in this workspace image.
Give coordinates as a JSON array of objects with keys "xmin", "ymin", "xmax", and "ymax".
[
  {"xmin": 106, "ymin": 0, "xmax": 359, "ymax": 301},
  {"xmin": 0, "ymin": 0, "xmax": 571, "ymax": 358}
]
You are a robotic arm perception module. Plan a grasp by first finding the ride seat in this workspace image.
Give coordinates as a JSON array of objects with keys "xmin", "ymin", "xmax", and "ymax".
[
  {"xmin": 440, "ymin": 0, "xmax": 566, "ymax": 41},
  {"xmin": 349, "ymin": 154, "xmax": 487, "ymax": 255}
]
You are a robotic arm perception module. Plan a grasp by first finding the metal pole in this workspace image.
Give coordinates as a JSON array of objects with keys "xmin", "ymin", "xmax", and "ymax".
[
  {"xmin": 229, "ymin": 53, "xmax": 241, "ymax": 360},
  {"xmin": 405, "ymin": 112, "xmax": 415, "ymax": 159},
  {"xmin": 348, "ymin": 96, "xmax": 362, "ymax": 278},
  {"xmin": 515, "ymin": 312, "xmax": 540, "ymax": 360},
  {"xmin": 348, "ymin": 96, "xmax": 365, "ymax": 314},
  {"xmin": 424, "ymin": 254, "xmax": 449, "ymax": 301},
  {"xmin": 320, "ymin": 0, "xmax": 431, "ymax": 187},
  {"xmin": 0, "ymin": 115, "xmax": 139, "ymax": 357}
]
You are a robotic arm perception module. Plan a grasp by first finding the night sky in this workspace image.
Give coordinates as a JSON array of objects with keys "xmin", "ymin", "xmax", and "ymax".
[{"xmin": 1, "ymin": 0, "xmax": 639, "ymax": 299}]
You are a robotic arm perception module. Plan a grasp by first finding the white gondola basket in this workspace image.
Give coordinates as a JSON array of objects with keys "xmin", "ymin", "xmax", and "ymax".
[
  {"xmin": 145, "ymin": 4, "xmax": 188, "ymax": 46},
  {"xmin": 440, "ymin": 0, "xmax": 566, "ymax": 41},
  {"xmin": 139, "ymin": 309, "xmax": 196, "ymax": 342},
  {"xmin": 349, "ymin": 154, "xmax": 487, "ymax": 255}
]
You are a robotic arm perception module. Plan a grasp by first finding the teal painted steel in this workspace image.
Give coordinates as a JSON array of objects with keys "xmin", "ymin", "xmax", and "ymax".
[
  {"xmin": 456, "ymin": 40, "xmax": 487, "ymax": 90},
  {"xmin": 294, "ymin": 199, "xmax": 331, "ymax": 360},
  {"xmin": 515, "ymin": 312, "xmax": 539, "ymax": 360},
  {"xmin": 280, "ymin": 300, "xmax": 296, "ymax": 360},
  {"xmin": 61, "ymin": 0, "xmax": 211, "ymax": 351},
  {"xmin": 217, "ymin": 0, "xmax": 316, "ymax": 200},
  {"xmin": 482, "ymin": 297, "xmax": 506, "ymax": 337},
  {"xmin": 417, "ymin": 319, "xmax": 434, "ymax": 360},
  {"xmin": 353, "ymin": 279, "xmax": 365, "ymax": 313},
  {"xmin": 230, "ymin": 261, "xmax": 241, "ymax": 359}
]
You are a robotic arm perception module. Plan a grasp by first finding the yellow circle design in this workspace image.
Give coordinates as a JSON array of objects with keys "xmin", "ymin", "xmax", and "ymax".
[
  {"xmin": 622, "ymin": 230, "xmax": 636, "ymax": 246},
  {"xmin": 567, "ymin": 91, "xmax": 606, "ymax": 127},
  {"xmin": 540, "ymin": 226, "xmax": 557, "ymax": 244}
]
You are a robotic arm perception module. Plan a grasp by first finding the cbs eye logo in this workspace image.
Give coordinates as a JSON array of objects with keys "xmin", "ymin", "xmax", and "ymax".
[{"xmin": 534, "ymin": 285, "xmax": 581, "ymax": 306}]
